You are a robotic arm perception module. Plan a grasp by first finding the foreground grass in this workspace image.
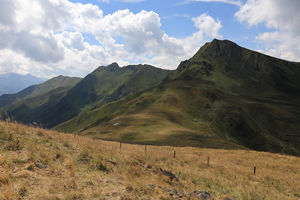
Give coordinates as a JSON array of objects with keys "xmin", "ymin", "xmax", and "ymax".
[{"xmin": 0, "ymin": 121, "xmax": 299, "ymax": 199}]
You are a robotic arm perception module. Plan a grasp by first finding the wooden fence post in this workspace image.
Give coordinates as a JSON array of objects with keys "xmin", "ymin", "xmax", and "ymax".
[
  {"xmin": 120, "ymin": 142, "xmax": 122, "ymax": 151},
  {"xmin": 174, "ymin": 150, "xmax": 176, "ymax": 159},
  {"xmin": 145, "ymin": 145, "xmax": 147, "ymax": 155},
  {"xmin": 207, "ymin": 156, "xmax": 210, "ymax": 167},
  {"xmin": 254, "ymin": 166, "xmax": 256, "ymax": 175}
]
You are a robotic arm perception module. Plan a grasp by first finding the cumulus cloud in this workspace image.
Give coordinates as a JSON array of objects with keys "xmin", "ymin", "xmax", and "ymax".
[
  {"xmin": 13, "ymin": 32, "xmax": 65, "ymax": 63},
  {"xmin": 0, "ymin": 0, "xmax": 102, "ymax": 64},
  {"xmin": 60, "ymin": 32, "xmax": 85, "ymax": 51},
  {"xmin": 192, "ymin": 14, "xmax": 222, "ymax": 38},
  {"xmin": 0, "ymin": 30, "xmax": 64, "ymax": 63},
  {"xmin": 0, "ymin": 1, "xmax": 16, "ymax": 26},
  {"xmin": 235, "ymin": 0, "xmax": 300, "ymax": 61},
  {"xmin": 0, "ymin": 49, "xmax": 55, "ymax": 77},
  {"xmin": 98, "ymin": 10, "xmax": 167, "ymax": 55},
  {"xmin": 0, "ymin": 0, "xmax": 222, "ymax": 78}
]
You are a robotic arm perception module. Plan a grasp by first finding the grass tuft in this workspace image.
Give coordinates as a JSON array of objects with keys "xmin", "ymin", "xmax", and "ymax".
[{"xmin": 5, "ymin": 134, "xmax": 23, "ymax": 151}]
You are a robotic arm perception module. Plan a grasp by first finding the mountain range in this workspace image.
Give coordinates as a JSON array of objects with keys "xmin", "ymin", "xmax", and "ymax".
[
  {"xmin": 0, "ymin": 64, "xmax": 171, "ymax": 128},
  {"xmin": 1, "ymin": 39, "xmax": 299, "ymax": 156},
  {"xmin": 0, "ymin": 73, "xmax": 45, "ymax": 95}
]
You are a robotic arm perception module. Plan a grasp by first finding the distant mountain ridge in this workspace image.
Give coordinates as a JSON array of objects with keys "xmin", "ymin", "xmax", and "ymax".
[
  {"xmin": 0, "ymin": 73, "xmax": 45, "ymax": 95},
  {"xmin": 0, "ymin": 64, "xmax": 171, "ymax": 128},
  {"xmin": 38, "ymin": 63, "xmax": 172, "ymax": 127},
  {"xmin": 0, "ymin": 75, "xmax": 82, "ymax": 124},
  {"xmin": 0, "ymin": 75, "xmax": 81, "ymax": 107}
]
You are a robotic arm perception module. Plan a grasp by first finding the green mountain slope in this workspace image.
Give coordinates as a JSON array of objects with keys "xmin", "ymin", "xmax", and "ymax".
[
  {"xmin": 56, "ymin": 39, "xmax": 300, "ymax": 156},
  {"xmin": 2, "ymin": 64, "xmax": 171, "ymax": 128},
  {"xmin": 45, "ymin": 63, "xmax": 172, "ymax": 128},
  {"xmin": 0, "ymin": 76, "xmax": 81, "ymax": 124},
  {"xmin": 0, "ymin": 75, "xmax": 81, "ymax": 107}
]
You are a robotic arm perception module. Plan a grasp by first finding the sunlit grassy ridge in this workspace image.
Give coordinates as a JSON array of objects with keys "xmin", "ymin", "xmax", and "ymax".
[
  {"xmin": 0, "ymin": 121, "xmax": 299, "ymax": 199},
  {"xmin": 56, "ymin": 39, "xmax": 300, "ymax": 156}
]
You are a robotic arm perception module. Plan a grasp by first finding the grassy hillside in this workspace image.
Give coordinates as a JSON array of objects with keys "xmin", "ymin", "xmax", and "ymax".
[
  {"xmin": 0, "ymin": 76, "xmax": 81, "ymax": 126},
  {"xmin": 34, "ymin": 63, "xmax": 171, "ymax": 128},
  {"xmin": 56, "ymin": 83, "xmax": 244, "ymax": 150},
  {"xmin": 0, "ymin": 121, "xmax": 299, "ymax": 199},
  {"xmin": 56, "ymin": 39, "xmax": 300, "ymax": 156},
  {"xmin": 0, "ymin": 75, "xmax": 81, "ymax": 107}
]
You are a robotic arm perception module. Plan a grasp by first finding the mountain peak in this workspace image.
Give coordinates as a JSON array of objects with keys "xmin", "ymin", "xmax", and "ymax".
[
  {"xmin": 210, "ymin": 38, "xmax": 237, "ymax": 45},
  {"xmin": 192, "ymin": 39, "xmax": 242, "ymax": 61},
  {"xmin": 107, "ymin": 62, "xmax": 120, "ymax": 68},
  {"xmin": 95, "ymin": 62, "xmax": 120, "ymax": 72},
  {"xmin": 176, "ymin": 39, "xmax": 241, "ymax": 73}
]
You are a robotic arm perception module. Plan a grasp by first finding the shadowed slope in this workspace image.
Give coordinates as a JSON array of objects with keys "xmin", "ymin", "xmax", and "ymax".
[
  {"xmin": 1, "ymin": 64, "xmax": 171, "ymax": 128},
  {"xmin": 43, "ymin": 63, "xmax": 172, "ymax": 128},
  {"xmin": 0, "ymin": 76, "xmax": 82, "ymax": 124},
  {"xmin": 0, "ymin": 75, "xmax": 81, "ymax": 107}
]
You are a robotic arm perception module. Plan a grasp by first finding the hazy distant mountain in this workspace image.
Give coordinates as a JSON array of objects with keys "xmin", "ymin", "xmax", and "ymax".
[
  {"xmin": 57, "ymin": 39, "xmax": 300, "ymax": 156},
  {"xmin": 0, "ymin": 75, "xmax": 82, "ymax": 107},
  {"xmin": 0, "ymin": 73, "xmax": 45, "ymax": 95},
  {"xmin": 0, "ymin": 75, "xmax": 82, "ymax": 124}
]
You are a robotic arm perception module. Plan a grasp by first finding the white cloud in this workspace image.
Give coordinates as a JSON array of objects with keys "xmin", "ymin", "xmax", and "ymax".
[
  {"xmin": 60, "ymin": 32, "xmax": 85, "ymax": 51},
  {"xmin": 255, "ymin": 32, "xmax": 300, "ymax": 62},
  {"xmin": 192, "ymin": 14, "xmax": 222, "ymax": 39},
  {"xmin": 0, "ymin": 0, "xmax": 223, "ymax": 78},
  {"xmin": 0, "ymin": 1, "xmax": 16, "ymax": 26},
  {"xmin": 0, "ymin": 49, "xmax": 55, "ymax": 77},
  {"xmin": 13, "ymin": 32, "xmax": 65, "ymax": 63},
  {"xmin": 236, "ymin": 0, "xmax": 300, "ymax": 35},
  {"xmin": 235, "ymin": 0, "xmax": 300, "ymax": 62},
  {"xmin": 0, "ymin": 30, "xmax": 65, "ymax": 63}
]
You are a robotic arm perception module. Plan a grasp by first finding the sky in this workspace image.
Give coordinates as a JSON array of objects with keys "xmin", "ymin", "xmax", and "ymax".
[{"xmin": 0, "ymin": 0, "xmax": 299, "ymax": 78}]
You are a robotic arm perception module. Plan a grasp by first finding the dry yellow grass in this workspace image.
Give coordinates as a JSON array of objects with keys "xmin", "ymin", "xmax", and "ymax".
[{"xmin": 0, "ymin": 120, "xmax": 299, "ymax": 200}]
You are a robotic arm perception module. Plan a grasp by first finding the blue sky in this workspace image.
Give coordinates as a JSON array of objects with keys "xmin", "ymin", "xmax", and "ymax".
[
  {"xmin": 0, "ymin": 0, "xmax": 299, "ymax": 78},
  {"xmin": 70, "ymin": 0, "xmax": 270, "ymax": 49}
]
